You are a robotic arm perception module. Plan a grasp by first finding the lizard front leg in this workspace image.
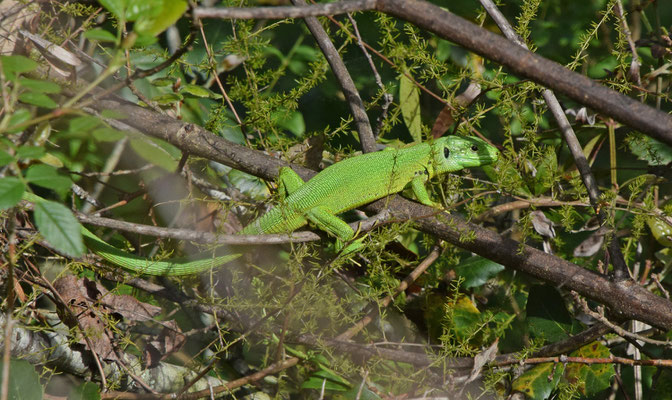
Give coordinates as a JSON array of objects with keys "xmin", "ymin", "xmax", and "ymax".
[{"xmin": 410, "ymin": 174, "xmax": 442, "ymax": 208}]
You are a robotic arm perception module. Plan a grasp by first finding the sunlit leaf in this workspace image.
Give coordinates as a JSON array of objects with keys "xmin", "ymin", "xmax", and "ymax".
[
  {"xmin": 512, "ymin": 362, "xmax": 564, "ymax": 400},
  {"xmin": 399, "ymin": 73, "xmax": 422, "ymax": 143},
  {"xmin": 34, "ymin": 199, "xmax": 85, "ymax": 257},
  {"xmin": 565, "ymin": 342, "xmax": 614, "ymax": 396},
  {"xmin": 0, "ymin": 178, "xmax": 25, "ymax": 210}
]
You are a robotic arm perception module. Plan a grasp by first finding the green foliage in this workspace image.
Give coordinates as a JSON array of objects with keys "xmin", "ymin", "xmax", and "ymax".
[
  {"xmin": 526, "ymin": 285, "xmax": 576, "ymax": 343},
  {"xmin": 513, "ymin": 362, "xmax": 566, "ymax": 400},
  {"xmin": 399, "ymin": 72, "xmax": 422, "ymax": 142},
  {"xmin": 33, "ymin": 199, "xmax": 85, "ymax": 257},
  {"xmin": 68, "ymin": 382, "xmax": 101, "ymax": 400},
  {"xmin": 0, "ymin": 178, "xmax": 25, "ymax": 210},
  {"xmin": 2, "ymin": 0, "xmax": 672, "ymax": 398},
  {"xmin": 0, "ymin": 359, "xmax": 43, "ymax": 400}
]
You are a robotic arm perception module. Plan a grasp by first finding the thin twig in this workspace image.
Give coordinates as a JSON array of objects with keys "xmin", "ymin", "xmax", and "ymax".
[
  {"xmin": 614, "ymin": 0, "xmax": 642, "ymax": 85},
  {"xmin": 494, "ymin": 355, "xmax": 672, "ymax": 368},
  {"xmin": 345, "ymin": 13, "xmax": 392, "ymax": 138},
  {"xmin": 337, "ymin": 246, "xmax": 442, "ymax": 340},
  {"xmin": 572, "ymin": 291, "xmax": 672, "ymax": 348},
  {"xmin": 193, "ymin": 0, "xmax": 377, "ymax": 19},
  {"xmin": 292, "ymin": 0, "xmax": 376, "ymax": 152},
  {"xmin": 74, "ymin": 209, "xmax": 389, "ymax": 245}
]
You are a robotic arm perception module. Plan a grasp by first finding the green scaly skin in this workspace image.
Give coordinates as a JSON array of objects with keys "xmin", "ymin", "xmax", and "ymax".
[{"xmin": 26, "ymin": 136, "xmax": 499, "ymax": 276}]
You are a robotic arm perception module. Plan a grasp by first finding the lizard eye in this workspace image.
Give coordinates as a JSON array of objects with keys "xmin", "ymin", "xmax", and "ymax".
[
  {"xmin": 471, "ymin": 145, "xmax": 479, "ymax": 152},
  {"xmin": 443, "ymin": 147, "xmax": 450, "ymax": 159}
]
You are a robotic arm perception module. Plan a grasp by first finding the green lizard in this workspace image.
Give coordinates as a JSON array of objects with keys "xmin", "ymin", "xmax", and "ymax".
[{"xmin": 25, "ymin": 136, "xmax": 498, "ymax": 275}]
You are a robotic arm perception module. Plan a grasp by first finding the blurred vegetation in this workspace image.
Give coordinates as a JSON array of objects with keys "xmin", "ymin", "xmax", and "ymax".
[{"xmin": 1, "ymin": 0, "xmax": 672, "ymax": 398}]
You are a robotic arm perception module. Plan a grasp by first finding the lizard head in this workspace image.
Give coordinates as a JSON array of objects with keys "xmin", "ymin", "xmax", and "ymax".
[{"xmin": 431, "ymin": 136, "xmax": 499, "ymax": 174}]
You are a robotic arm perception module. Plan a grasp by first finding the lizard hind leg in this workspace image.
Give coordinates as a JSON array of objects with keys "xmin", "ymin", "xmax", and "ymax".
[
  {"xmin": 306, "ymin": 206, "xmax": 364, "ymax": 255},
  {"xmin": 277, "ymin": 167, "xmax": 305, "ymax": 201}
]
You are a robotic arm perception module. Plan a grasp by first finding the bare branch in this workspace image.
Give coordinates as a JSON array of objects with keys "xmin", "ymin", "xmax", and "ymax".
[{"xmin": 291, "ymin": 0, "xmax": 376, "ymax": 152}]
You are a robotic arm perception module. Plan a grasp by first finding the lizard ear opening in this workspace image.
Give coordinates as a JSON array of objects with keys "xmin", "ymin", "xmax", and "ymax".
[{"xmin": 443, "ymin": 147, "xmax": 450, "ymax": 159}]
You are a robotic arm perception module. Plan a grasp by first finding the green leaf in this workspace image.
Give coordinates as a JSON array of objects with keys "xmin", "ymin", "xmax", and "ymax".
[
  {"xmin": 340, "ymin": 385, "xmax": 382, "ymax": 400},
  {"xmin": 84, "ymin": 28, "xmax": 117, "ymax": 43},
  {"xmin": 179, "ymin": 84, "xmax": 219, "ymax": 99},
  {"xmin": 16, "ymin": 146, "xmax": 45, "ymax": 160},
  {"xmin": 151, "ymin": 77, "xmax": 176, "ymax": 87},
  {"xmin": 272, "ymin": 109, "xmax": 305, "ymax": 137},
  {"xmin": 17, "ymin": 78, "xmax": 61, "ymax": 94},
  {"xmin": 92, "ymin": 127, "xmax": 125, "ymax": 142},
  {"xmin": 18, "ymin": 92, "xmax": 58, "ymax": 109},
  {"xmin": 454, "ymin": 255, "xmax": 505, "ymax": 288},
  {"xmin": 0, "ymin": 178, "xmax": 25, "ymax": 210},
  {"xmin": 0, "ymin": 149, "xmax": 15, "ymax": 166},
  {"xmin": 125, "ymin": 0, "xmax": 162, "ymax": 21},
  {"xmin": 129, "ymin": 138, "xmax": 178, "ymax": 171},
  {"xmin": 565, "ymin": 342, "xmax": 614, "ymax": 396},
  {"xmin": 68, "ymin": 116, "xmax": 103, "ymax": 134},
  {"xmin": 399, "ymin": 73, "xmax": 422, "ymax": 142},
  {"xmin": 6, "ymin": 108, "xmax": 33, "ymax": 133},
  {"xmin": 628, "ymin": 133, "xmax": 672, "ymax": 166},
  {"xmin": 450, "ymin": 296, "xmax": 481, "ymax": 340},
  {"xmin": 33, "ymin": 199, "xmax": 85, "ymax": 257},
  {"xmin": 0, "ymin": 359, "xmax": 43, "ymax": 400},
  {"xmin": 1, "ymin": 55, "xmax": 38, "ymax": 81},
  {"xmin": 134, "ymin": 0, "xmax": 187, "ymax": 37},
  {"xmin": 526, "ymin": 285, "xmax": 574, "ymax": 343},
  {"xmin": 152, "ymin": 92, "xmax": 183, "ymax": 105},
  {"xmin": 533, "ymin": 147, "xmax": 557, "ymax": 196},
  {"xmin": 301, "ymin": 377, "xmax": 349, "ymax": 391},
  {"xmin": 512, "ymin": 362, "xmax": 564, "ymax": 400},
  {"xmin": 25, "ymin": 164, "xmax": 72, "ymax": 194},
  {"xmin": 98, "ymin": 0, "xmax": 126, "ymax": 21},
  {"xmin": 68, "ymin": 382, "xmax": 101, "ymax": 400}
]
